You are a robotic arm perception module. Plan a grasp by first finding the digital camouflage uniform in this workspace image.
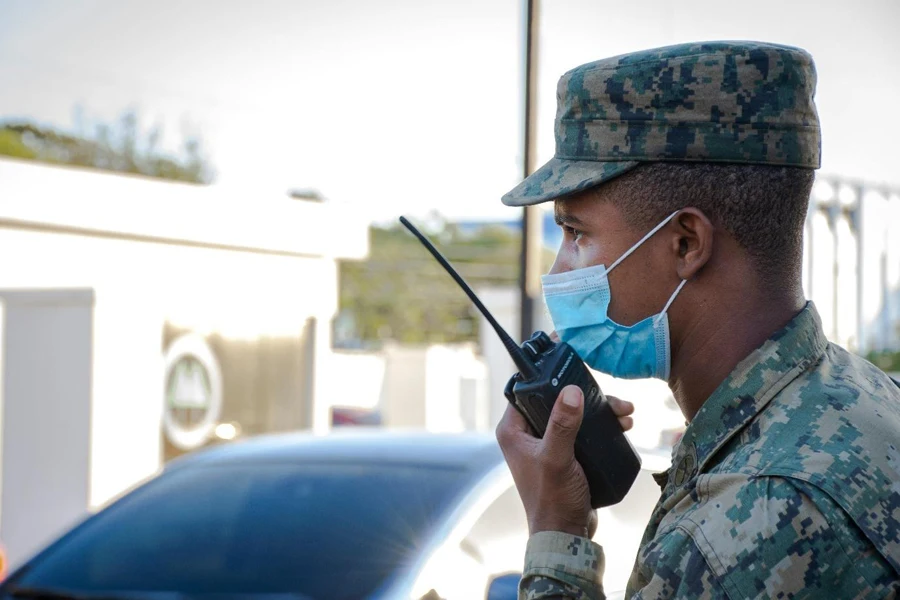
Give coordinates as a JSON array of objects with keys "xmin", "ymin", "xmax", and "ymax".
[
  {"xmin": 520, "ymin": 304, "xmax": 900, "ymax": 599},
  {"xmin": 501, "ymin": 41, "xmax": 900, "ymax": 599}
]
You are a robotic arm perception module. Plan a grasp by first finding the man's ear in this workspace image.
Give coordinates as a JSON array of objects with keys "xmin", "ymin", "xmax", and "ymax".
[{"xmin": 671, "ymin": 208, "xmax": 713, "ymax": 280}]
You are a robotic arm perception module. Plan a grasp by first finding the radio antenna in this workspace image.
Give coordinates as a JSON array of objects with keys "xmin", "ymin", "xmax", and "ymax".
[{"xmin": 399, "ymin": 216, "xmax": 539, "ymax": 380}]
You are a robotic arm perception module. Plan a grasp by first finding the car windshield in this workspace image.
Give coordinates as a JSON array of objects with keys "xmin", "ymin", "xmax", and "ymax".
[{"xmin": 15, "ymin": 462, "xmax": 473, "ymax": 600}]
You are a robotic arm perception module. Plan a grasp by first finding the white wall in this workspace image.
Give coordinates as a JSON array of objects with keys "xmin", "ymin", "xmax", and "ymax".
[
  {"xmin": 0, "ymin": 158, "xmax": 368, "ymax": 261},
  {"xmin": 0, "ymin": 290, "xmax": 93, "ymax": 570},
  {"xmin": 324, "ymin": 351, "xmax": 387, "ymax": 413},
  {"xmin": 0, "ymin": 159, "xmax": 370, "ymax": 515},
  {"xmin": 0, "ymin": 211, "xmax": 339, "ymax": 509},
  {"xmin": 423, "ymin": 345, "xmax": 487, "ymax": 432},
  {"xmin": 380, "ymin": 345, "xmax": 428, "ymax": 429},
  {"xmin": 330, "ymin": 343, "xmax": 490, "ymax": 432}
]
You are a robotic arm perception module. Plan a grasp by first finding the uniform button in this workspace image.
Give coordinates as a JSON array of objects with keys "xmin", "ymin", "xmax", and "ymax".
[{"xmin": 673, "ymin": 443, "xmax": 697, "ymax": 487}]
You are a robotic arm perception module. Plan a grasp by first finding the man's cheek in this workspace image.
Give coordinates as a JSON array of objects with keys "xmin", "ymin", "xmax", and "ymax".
[{"xmin": 576, "ymin": 250, "xmax": 606, "ymax": 270}]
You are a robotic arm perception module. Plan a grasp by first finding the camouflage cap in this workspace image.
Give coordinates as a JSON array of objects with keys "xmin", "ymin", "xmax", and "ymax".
[{"xmin": 502, "ymin": 41, "xmax": 821, "ymax": 206}]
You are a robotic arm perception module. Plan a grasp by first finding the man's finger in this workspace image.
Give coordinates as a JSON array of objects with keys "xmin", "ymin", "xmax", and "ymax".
[
  {"xmin": 496, "ymin": 403, "xmax": 533, "ymax": 446},
  {"xmin": 587, "ymin": 510, "xmax": 599, "ymax": 538},
  {"xmin": 607, "ymin": 395, "xmax": 634, "ymax": 417},
  {"xmin": 543, "ymin": 385, "xmax": 584, "ymax": 453},
  {"xmin": 501, "ymin": 402, "xmax": 530, "ymax": 432}
]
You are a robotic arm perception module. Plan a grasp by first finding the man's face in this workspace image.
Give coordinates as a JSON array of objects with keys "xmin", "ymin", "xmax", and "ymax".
[{"xmin": 549, "ymin": 189, "xmax": 676, "ymax": 327}]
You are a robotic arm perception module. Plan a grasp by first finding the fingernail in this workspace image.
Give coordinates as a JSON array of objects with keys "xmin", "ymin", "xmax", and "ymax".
[{"xmin": 562, "ymin": 387, "xmax": 582, "ymax": 408}]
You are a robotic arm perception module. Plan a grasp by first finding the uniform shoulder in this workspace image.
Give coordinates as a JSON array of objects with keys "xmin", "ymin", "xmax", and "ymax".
[
  {"xmin": 818, "ymin": 343, "xmax": 900, "ymax": 399},
  {"xmin": 743, "ymin": 342, "xmax": 900, "ymax": 478}
]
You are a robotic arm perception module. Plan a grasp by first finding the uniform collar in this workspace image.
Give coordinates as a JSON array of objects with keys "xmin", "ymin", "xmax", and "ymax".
[{"xmin": 667, "ymin": 302, "xmax": 828, "ymax": 488}]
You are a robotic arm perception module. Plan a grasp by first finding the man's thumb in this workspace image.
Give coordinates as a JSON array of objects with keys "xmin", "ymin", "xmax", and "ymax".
[{"xmin": 545, "ymin": 385, "xmax": 584, "ymax": 448}]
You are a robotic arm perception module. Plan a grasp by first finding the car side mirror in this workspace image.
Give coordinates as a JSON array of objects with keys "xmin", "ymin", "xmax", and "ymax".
[{"xmin": 486, "ymin": 573, "xmax": 520, "ymax": 600}]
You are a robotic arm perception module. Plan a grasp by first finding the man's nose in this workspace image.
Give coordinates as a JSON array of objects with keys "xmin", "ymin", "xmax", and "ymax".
[{"xmin": 548, "ymin": 253, "xmax": 569, "ymax": 275}]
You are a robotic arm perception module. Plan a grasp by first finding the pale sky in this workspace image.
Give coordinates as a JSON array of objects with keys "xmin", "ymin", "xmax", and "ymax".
[{"xmin": 1, "ymin": 0, "xmax": 898, "ymax": 223}]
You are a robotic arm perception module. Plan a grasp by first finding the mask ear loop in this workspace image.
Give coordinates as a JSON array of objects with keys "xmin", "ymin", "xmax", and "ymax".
[
  {"xmin": 654, "ymin": 278, "xmax": 688, "ymax": 327},
  {"xmin": 606, "ymin": 210, "xmax": 680, "ymax": 275}
]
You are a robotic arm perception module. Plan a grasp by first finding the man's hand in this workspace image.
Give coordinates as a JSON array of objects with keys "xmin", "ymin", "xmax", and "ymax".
[{"xmin": 495, "ymin": 385, "xmax": 634, "ymax": 537}]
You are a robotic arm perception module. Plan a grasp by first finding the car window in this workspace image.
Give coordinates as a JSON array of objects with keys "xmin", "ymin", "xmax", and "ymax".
[
  {"xmin": 460, "ymin": 484, "xmax": 528, "ymax": 575},
  {"xmin": 15, "ymin": 463, "xmax": 472, "ymax": 600}
]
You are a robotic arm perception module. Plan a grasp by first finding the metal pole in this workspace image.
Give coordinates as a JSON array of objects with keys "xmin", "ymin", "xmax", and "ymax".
[
  {"xmin": 881, "ymin": 244, "xmax": 889, "ymax": 351},
  {"xmin": 519, "ymin": 0, "xmax": 542, "ymax": 342},
  {"xmin": 831, "ymin": 219, "xmax": 840, "ymax": 344},
  {"xmin": 831, "ymin": 209, "xmax": 839, "ymax": 342},
  {"xmin": 820, "ymin": 202, "xmax": 840, "ymax": 342},
  {"xmin": 853, "ymin": 186, "xmax": 864, "ymax": 353},
  {"xmin": 806, "ymin": 203, "xmax": 814, "ymax": 299}
]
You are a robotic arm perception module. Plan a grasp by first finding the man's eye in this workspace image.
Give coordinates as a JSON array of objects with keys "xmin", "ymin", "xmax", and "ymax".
[{"xmin": 562, "ymin": 225, "xmax": 582, "ymax": 240}]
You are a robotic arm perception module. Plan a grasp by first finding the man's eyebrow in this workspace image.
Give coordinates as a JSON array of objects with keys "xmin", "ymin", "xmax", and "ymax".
[{"xmin": 554, "ymin": 207, "xmax": 587, "ymax": 227}]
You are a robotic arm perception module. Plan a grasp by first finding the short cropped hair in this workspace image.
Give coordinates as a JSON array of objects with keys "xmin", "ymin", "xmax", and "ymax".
[{"xmin": 600, "ymin": 163, "xmax": 815, "ymax": 285}]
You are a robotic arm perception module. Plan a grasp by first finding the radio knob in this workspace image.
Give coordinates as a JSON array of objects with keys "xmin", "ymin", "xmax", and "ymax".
[{"xmin": 522, "ymin": 331, "xmax": 554, "ymax": 359}]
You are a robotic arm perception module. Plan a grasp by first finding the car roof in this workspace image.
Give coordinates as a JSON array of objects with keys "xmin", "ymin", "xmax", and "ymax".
[{"xmin": 166, "ymin": 429, "xmax": 505, "ymax": 476}]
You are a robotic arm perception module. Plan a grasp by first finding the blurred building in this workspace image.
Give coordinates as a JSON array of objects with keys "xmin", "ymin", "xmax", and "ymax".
[
  {"xmin": 805, "ymin": 176, "xmax": 900, "ymax": 354},
  {"xmin": 0, "ymin": 157, "xmax": 368, "ymax": 567}
]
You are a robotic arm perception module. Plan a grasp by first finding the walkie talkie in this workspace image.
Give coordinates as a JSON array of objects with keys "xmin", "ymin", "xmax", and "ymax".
[{"xmin": 400, "ymin": 216, "xmax": 641, "ymax": 508}]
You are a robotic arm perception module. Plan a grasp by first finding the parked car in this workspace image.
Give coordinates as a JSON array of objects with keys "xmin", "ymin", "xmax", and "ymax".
[
  {"xmin": 2, "ymin": 430, "xmax": 657, "ymax": 599},
  {"xmin": 2, "ymin": 431, "xmax": 525, "ymax": 599}
]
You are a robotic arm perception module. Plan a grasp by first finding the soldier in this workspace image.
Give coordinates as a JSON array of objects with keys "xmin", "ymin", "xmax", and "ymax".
[{"xmin": 495, "ymin": 41, "xmax": 900, "ymax": 599}]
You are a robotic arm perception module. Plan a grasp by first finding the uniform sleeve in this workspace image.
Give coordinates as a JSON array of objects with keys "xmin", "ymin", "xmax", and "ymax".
[
  {"xmin": 518, "ymin": 532, "xmax": 605, "ymax": 600},
  {"xmin": 518, "ymin": 529, "xmax": 726, "ymax": 600}
]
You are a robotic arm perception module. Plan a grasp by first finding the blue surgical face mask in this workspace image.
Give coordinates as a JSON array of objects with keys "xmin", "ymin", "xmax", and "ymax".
[{"xmin": 541, "ymin": 211, "xmax": 687, "ymax": 380}]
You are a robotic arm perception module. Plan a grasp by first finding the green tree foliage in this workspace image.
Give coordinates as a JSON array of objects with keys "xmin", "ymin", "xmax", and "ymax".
[
  {"xmin": 0, "ymin": 128, "xmax": 37, "ymax": 159},
  {"xmin": 866, "ymin": 322, "xmax": 900, "ymax": 371},
  {"xmin": 338, "ymin": 216, "xmax": 555, "ymax": 346},
  {"xmin": 0, "ymin": 110, "xmax": 213, "ymax": 184},
  {"xmin": 866, "ymin": 350, "xmax": 900, "ymax": 372}
]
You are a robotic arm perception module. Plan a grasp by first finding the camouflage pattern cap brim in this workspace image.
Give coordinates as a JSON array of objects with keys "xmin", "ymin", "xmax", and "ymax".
[
  {"xmin": 501, "ymin": 157, "xmax": 639, "ymax": 206},
  {"xmin": 503, "ymin": 41, "xmax": 821, "ymax": 206}
]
